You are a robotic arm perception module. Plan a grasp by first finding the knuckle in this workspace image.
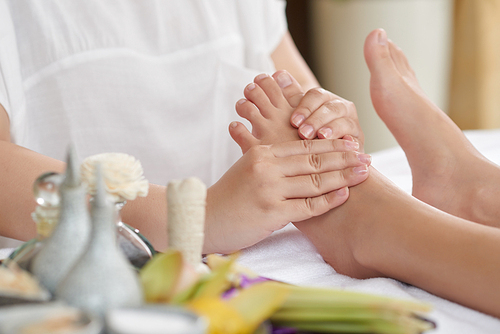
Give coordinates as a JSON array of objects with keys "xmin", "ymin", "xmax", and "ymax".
[
  {"xmin": 324, "ymin": 100, "xmax": 338, "ymax": 111},
  {"xmin": 296, "ymin": 105, "xmax": 314, "ymax": 116},
  {"xmin": 308, "ymin": 87, "xmax": 325, "ymax": 98},
  {"xmin": 345, "ymin": 99, "xmax": 355, "ymax": 109},
  {"xmin": 339, "ymin": 169, "xmax": 349, "ymax": 183},
  {"xmin": 246, "ymin": 145, "xmax": 264, "ymax": 160},
  {"xmin": 303, "ymin": 196, "xmax": 327, "ymax": 217},
  {"xmin": 341, "ymin": 151, "xmax": 350, "ymax": 165},
  {"xmin": 308, "ymin": 154, "xmax": 322, "ymax": 171},
  {"xmin": 301, "ymin": 139, "xmax": 315, "ymax": 153},
  {"xmin": 329, "ymin": 139, "xmax": 339, "ymax": 152},
  {"xmin": 304, "ymin": 197, "xmax": 315, "ymax": 216},
  {"xmin": 251, "ymin": 159, "xmax": 271, "ymax": 176},
  {"xmin": 309, "ymin": 173, "xmax": 322, "ymax": 190}
]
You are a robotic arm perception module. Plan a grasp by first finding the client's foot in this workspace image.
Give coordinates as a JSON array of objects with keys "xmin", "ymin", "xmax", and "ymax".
[
  {"xmin": 230, "ymin": 73, "xmax": 302, "ymax": 151},
  {"xmin": 230, "ymin": 73, "xmax": 376, "ymax": 278},
  {"xmin": 365, "ymin": 29, "xmax": 500, "ymax": 227}
]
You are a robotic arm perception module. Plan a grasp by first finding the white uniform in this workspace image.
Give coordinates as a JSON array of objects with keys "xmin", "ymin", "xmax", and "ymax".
[{"xmin": 0, "ymin": 0, "xmax": 287, "ymax": 186}]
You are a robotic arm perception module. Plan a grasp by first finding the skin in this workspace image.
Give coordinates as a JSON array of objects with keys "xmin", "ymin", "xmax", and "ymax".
[
  {"xmin": 232, "ymin": 29, "xmax": 500, "ymax": 318},
  {"xmin": 0, "ymin": 31, "xmax": 364, "ymax": 253},
  {"xmin": 365, "ymin": 30, "xmax": 500, "ymax": 228}
]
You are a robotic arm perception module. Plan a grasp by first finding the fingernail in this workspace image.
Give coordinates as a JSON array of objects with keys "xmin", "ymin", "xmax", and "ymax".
[
  {"xmin": 300, "ymin": 125, "xmax": 314, "ymax": 138},
  {"xmin": 230, "ymin": 121, "xmax": 238, "ymax": 129},
  {"xmin": 378, "ymin": 29, "xmax": 387, "ymax": 46},
  {"xmin": 344, "ymin": 135, "xmax": 355, "ymax": 142},
  {"xmin": 276, "ymin": 72, "xmax": 292, "ymax": 88},
  {"xmin": 237, "ymin": 98, "xmax": 246, "ymax": 105},
  {"xmin": 345, "ymin": 140, "xmax": 359, "ymax": 150},
  {"xmin": 353, "ymin": 165, "xmax": 368, "ymax": 175},
  {"xmin": 247, "ymin": 83, "xmax": 256, "ymax": 91},
  {"xmin": 318, "ymin": 128, "xmax": 333, "ymax": 139},
  {"xmin": 336, "ymin": 187, "xmax": 347, "ymax": 196},
  {"xmin": 255, "ymin": 73, "xmax": 268, "ymax": 81},
  {"xmin": 292, "ymin": 114, "xmax": 305, "ymax": 127},
  {"xmin": 357, "ymin": 153, "xmax": 372, "ymax": 165}
]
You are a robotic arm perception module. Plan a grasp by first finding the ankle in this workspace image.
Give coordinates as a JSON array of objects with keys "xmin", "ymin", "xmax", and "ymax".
[{"xmin": 467, "ymin": 168, "xmax": 500, "ymax": 227}]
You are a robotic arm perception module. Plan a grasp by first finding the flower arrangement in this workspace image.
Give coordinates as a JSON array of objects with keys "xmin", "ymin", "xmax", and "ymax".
[
  {"xmin": 80, "ymin": 153, "xmax": 149, "ymax": 202},
  {"xmin": 140, "ymin": 251, "xmax": 435, "ymax": 334}
]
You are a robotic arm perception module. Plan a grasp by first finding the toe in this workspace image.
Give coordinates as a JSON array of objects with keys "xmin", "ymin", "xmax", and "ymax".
[
  {"xmin": 388, "ymin": 41, "xmax": 416, "ymax": 79},
  {"xmin": 253, "ymin": 73, "xmax": 290, "ymax": 110},
  {"xmin": 235, "ymin": 98, "xmax": 265, "ymax": 124},
  {"xmin": 272, "ymin": 70, "xmax": 305, "ymax": 108},
  {"xmin": 244, "ymin": 81, "xmax": 276, "ymax": 119},
  {"xmin": 229, "ymin": 121, "xmax": 259, "ymax": 154},
  {"xmin": 363, "ymin": 29, "xmax": 399, "ymax": 80}
]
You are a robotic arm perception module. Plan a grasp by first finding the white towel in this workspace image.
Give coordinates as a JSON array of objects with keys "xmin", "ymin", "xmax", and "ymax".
[{"xmin": 0, "ymin": 248, "xmax": 14, "ymax": 261}]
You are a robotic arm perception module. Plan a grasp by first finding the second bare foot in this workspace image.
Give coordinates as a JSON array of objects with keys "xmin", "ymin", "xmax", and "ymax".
[{"xmin": 365, "ymin": 29, "xmax": 500, "ymax": 227}]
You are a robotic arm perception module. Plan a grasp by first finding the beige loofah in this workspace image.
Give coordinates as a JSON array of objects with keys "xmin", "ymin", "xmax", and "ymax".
[{"xmin": 167, "ymin": 177, "xmax": 209, "ymax": 274}]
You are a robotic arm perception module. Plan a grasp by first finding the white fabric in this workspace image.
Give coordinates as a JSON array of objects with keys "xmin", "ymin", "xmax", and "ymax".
[
  {"xmin": 0, "ymin": 0, "xmax": 287, "ymax": 186},
  {"xmin": 238, "ymin": 129, "xmax": 500, "ymax": 334}
]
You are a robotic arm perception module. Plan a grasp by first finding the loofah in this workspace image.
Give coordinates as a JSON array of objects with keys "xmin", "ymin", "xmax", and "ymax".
[{"xmin": 167, "ymin": 177, "xmax": 209, "ymax": 274}]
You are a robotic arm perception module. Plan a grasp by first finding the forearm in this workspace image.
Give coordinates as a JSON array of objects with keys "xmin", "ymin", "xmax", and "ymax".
[
  {"xmin": 271, "ymin": 31, "xmax": 319, "ymax": 91},
  {"xmin": 120, "ymin": 183, "xmax": 168, "ymax": 251},
  {"xmin": 0, "ymin": 138, "xmax": 169, "ymax": 251},
  {"xmin": 0, "ymin": 141, "xmax": 65, "ymax": 240}
]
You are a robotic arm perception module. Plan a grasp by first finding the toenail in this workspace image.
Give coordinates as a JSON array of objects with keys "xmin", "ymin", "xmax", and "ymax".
[
  {"xmin": 237, "ymin": 98, "xmax": 246, "ymax": 105},
  {"xmin": 353, "ymin": 165, "xmax": 368, "ymax": 175},
  {"xmin": 318, "ymin": 128, "xmax": 333, "ymax": 139},
  {"xmin": 357, "ymin": 153, "xmax": 372, "ymax": 165},
  {"xmin": 292, "ymin": 114, "xmax": 305, "ymax": 127},
  {"xmin": 300, "ymin": 125, "xmax": 314, "ymax": 138},
  {"xmin": 255, "ymin": 73, "xmax": 268, "ymax": 81},
  {"xmin": 247, "ymin": 83, "xmax": 256, "ymax": 91},
  {"xmin": 378, "ymin": 29, "xmax": 387, "ymax": 46},
  {"xmin": 276, "ymin": 72, "xmax": 292, "ymax": 88}
]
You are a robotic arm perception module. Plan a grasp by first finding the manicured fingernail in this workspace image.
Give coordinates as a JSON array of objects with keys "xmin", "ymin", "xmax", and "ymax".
[
  {"xmin": 230, "ymin": 121, "xmax": 238, "ymax": 129},
  {"xmin": 345, "ymin": 140, "xmax": 359, "ymax": 150},
  {"xmin": 336, "ymin": 187, "xmax": 347, "ymax": 196},
  {"xmin": 300, "ymin": 125, "xmax": 314, "ymax": 138},
  {"xmin": 357, "ymin": 153, "xmax": 372, "ymax": 165},
  {"xmin": 344, "ymin": 135, "xmax": 355, "ymax": 142},
  {"xmin": 276, "ymin": 72, "xmax": 292, "ymax": 88},
  {"xmin": 292, "ymin": 114, "xmax": 305, "ymax": 127},
  {"xmin": 247, "ymin": 83, "xmax": 256, "ymax": 91},
  {"xmin": 378, "ymin": 29, "xmax": 387, "ymax": 45},
  {"xmin": 318, "ymin": 128, "xmax": 333, "ymax": 139},
  {"xmin": 353, "ymin": 165, "xmax": 368, "ymax": 175},
  {"xmin": 237, "ymin": 98, "xmax": 246, "ymax": 105},
  {"xmin": 255, "ymin": 73, "xmax": 268, "ymax": 81}
]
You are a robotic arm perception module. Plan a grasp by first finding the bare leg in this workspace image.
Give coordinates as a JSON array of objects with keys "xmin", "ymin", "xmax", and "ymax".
[
  {"xmin": 234, "ymin": 68, "xmax": 500, "ymax": 318},
  {"xmin": 302, "ymin": 168, "xmax": 500, "ymax": 318},
  {"xmin": 364, "ymin": 29, "xmax": 500, "ymax": 227}
]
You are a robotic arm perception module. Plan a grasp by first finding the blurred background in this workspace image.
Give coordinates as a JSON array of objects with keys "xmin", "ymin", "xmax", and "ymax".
[{"xmin": 286, "ymin": 0, "xmax": 500, "ymax": 153}]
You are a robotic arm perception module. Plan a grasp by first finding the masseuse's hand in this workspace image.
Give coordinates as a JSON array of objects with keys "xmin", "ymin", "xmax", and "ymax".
[
  {"xmin": 272, "ymin": 70, "xmax": 365, "ymax": 151},
  {"xmin": 203, "ymin": 138, "xmax": 370, "ymax": 254}
]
